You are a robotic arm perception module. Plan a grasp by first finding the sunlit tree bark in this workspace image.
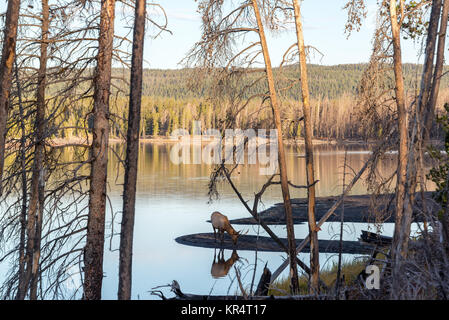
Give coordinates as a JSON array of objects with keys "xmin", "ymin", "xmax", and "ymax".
[
  {"xmin": 83, "ymin": 0, "xmax": 116, "ymax": 300},
  {"xmin": 16, "ymin": 0, "xmax": 50, "ymax": 301},
  {"xmin": 388, "ymin": 0, "xmax": 412, "ymax": 292},
  {"xmin": 118, "ymin": 0, "xmax": 146, "ymax": 300},
  {"xmin": 250, "ymin": 0, "xmax": 299, "ymax": 294},
  {"xmin": 0, "ymin": 0, "xmax": 21, "ymax": 194},
  {"xmin": 292, "ymin": 0, "xmax": 319, "ymax": 295}
]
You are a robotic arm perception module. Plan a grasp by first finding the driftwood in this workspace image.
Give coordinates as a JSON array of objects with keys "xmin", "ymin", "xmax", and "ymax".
[
  {"xmin": 228, "ymin": 192, "xmax": 436, "ymax": 225},
  {"xmin": 151, "ymin": 280, "xmax": 333, "ymax": 300},
  {"xmin": 175, "ymin": 233, "xmax": 375, "ymax": 254}
]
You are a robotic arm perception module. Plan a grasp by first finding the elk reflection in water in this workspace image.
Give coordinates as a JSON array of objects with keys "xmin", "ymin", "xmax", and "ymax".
[{"xmin": 210, "ymin": 249, "xmax": 241, "ymax": 279}]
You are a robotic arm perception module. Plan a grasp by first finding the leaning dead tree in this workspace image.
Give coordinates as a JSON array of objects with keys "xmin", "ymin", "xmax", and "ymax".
[
  {"xmin": 251, "ymin": 0, "xmax": 300, "ymax": 293},
  {"xmin": 267, "ymin": 0, "xmax": 321, "ymax": 294}
]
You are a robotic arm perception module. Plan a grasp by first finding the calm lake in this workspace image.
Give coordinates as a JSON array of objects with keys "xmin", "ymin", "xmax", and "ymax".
[
  {"xmin": 100, "ymin": 142, "xmax": 407, "ymax": 299},
  {"xmin": 0, "ymin": 142, "xmax": 432, "ymax": 299}
]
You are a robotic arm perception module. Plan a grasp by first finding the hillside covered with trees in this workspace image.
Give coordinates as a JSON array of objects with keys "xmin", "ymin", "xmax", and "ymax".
[{"xmin": 89, "ymin": 64, "xmax": 448, "ymax": 140}]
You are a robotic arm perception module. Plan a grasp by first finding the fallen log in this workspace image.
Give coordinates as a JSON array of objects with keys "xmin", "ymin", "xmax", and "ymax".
[
  {"xmin": 151, "ymin": 280, "xmax": 333, "ymax": 300},
  {"xmin": 175, "ymin": 233, "xmax": 374, "ymax": 254}
]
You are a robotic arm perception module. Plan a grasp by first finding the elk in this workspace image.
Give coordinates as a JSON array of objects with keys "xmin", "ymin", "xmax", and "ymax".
[
  {"xmin": 211, "ymin": 249, "xmax": 240, "ymax": 279},
  {"xmin": 211, "ymin": 211, "xmax": 242, "ymax": 245}
]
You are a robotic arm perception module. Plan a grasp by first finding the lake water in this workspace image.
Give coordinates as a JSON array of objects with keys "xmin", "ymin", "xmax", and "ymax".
[
  {"xmin": 0, "ymin": 142, "xmax": 432, "ymax": 299},
  {"xmin": 100, "ymin": 142, "xmax": 405, "ymax": 299}
]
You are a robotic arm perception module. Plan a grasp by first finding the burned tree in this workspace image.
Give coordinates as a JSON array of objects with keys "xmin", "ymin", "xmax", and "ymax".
[
  {"xmin": 291, "ymin": 0, "xmax": 319, "ymax": 294},
  {"xmin": 0, "ymin": 0, "xmax": 21, "ymax": 193},
  {"xmin": 16, "ymin": 0, "xmax": 50, "ymax": 301},
  {"xmin": 387, "ymin": 0, "xmax": 413, "ymax": 286},
  {"xmin": 118, "ymin": 0, "xmax": 146, "ymax": 301},
  {"xmin": 250, "ymin": 0, "xmax": 300, "ymax": 293},
  {"xmin": 83, "ymin": 0, "xmax": 116, "ymax": 300}
]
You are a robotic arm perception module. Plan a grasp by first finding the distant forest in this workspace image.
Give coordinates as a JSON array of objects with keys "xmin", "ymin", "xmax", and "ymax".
[
  {"xmin": 139, "ymin": 63, "xmax": 449, "ymax": 100},
  {"xmin": 64, "ymin": 63, "xmax": 449, "ymax": 140}
]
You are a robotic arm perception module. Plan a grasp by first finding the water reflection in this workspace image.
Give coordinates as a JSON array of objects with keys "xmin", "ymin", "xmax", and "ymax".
[
  {"xmin": 101, "ymin": 142, "xmax": 434, "ymax": 299},
  {"xmin": 18, "ymin": 142, "xmax": 434, "ymax": 299},
  {"xmin": 211, "ymin": 249, "xmax": 240, "ymax": 279}
]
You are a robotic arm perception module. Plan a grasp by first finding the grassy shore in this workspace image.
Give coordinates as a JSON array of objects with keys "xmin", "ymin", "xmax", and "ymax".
[{"xmin": 269, "ymin": 258, "xmax": 368, "ymax": 296}]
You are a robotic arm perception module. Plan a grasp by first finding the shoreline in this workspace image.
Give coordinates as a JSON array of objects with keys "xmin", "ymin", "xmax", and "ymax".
[{"xmin": 51, "ymin": 135, "xmax": 373, "ymax": 146}]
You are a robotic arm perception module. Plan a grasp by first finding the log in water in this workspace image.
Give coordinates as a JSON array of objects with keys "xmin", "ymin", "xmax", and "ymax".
[
  {"xmin": 175, "ymin": 233, "xmax": 375, "ymax": 254},
  {"xmin": 228, "ymin": 192, "xmax": 436, "ymax": 225}
]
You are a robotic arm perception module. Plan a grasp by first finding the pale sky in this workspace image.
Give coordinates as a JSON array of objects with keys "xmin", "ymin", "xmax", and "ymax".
[
  {"xmin": 0, "ymin": 0, "xmax": 431, "ymax": 69},
  {"xmin": 142, "ymin": 0, "xmax": 426, "ymax": 69}
]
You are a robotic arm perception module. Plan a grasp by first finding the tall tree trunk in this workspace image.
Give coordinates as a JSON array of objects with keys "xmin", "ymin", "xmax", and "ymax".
[
  {"xmin": 418, "ymin": 0, "xmax": 441, "ymax": 134},
  {"xmin": 118, "ymin": 0, "xmax": 146, "ymax": 300},
  {"xmin": 425, "ymin": 0, "xmax": 449, "ymax": 138},
  {"xmin": 15, "ymin": 61, "xmax": 28, "ymax": 300},
  {"xmin": 83, "ymin": 0, "xmax": 116, "ymax": 300},
  {"xmin": 250, "ymin": 0, "xmax": 299, "ymax": 294},
  {"xmin": 0, "ymin": 0, "xmax": 21, "ymax": 194},
  {"xmin": 16, "ymin": 0, "xmax": 49, "ymax": 300},
  {"xmin": 292, "ymin": 0, "xmax": 319, "ymax": 295},
  {"xmin": 29, "ymin": 0, "xmax": 49, "ymax": 299},
  {"xmin": 389, "ymin": 0, "xmax": 411, "ymax": 294}
]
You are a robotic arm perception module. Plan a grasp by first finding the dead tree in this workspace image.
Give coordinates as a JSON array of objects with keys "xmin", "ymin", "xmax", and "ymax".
[
  {"xmin": 387, "ymin": 1, "xmax": 413, "ymax": 288},
  {"xmin": 291, "ymin": 0, "xmax": 319, "ymax": 294},
  {"xmin": 0, "ymin": 0, "xmax": 21, "ymax": 194},
  {"xmin": 118, "ymin": 0, "xmax": 146, "ymax": 300},
  {"xmin": 16, "ymin": 0, "xmax": 50, "ymax": 301},
  {"xmin": 250, "ymin": 0, "xmax": 299, "ymax": 294},
  {"xmin": 83, "ymin": 0, "xmax": 116, "ymax": 300},
  {"xmin": 425, "ymin": 0, "xmax": 449, "ymax": 135}
]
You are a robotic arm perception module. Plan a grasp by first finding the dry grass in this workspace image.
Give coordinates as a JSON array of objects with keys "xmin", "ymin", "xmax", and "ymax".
[{"xmin": 269, "ymin": 258, "xmax": 368, "ymax": 296}]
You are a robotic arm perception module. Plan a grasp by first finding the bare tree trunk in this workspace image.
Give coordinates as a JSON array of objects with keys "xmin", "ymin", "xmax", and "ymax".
[
  {"xmin": 16, "ymin": 0, "xmax": 49, "ymax": 300},
  {"xmin": 83, "ymin": 0, "xmax": 116, "ymax": 300},
  {"xmin": 29, "ymin": 0, "xmax": 49, "ymax": 299},
  {"xmin": 292, "ymin": 0, "xmax": 319, "ymax": 295},
  {"xmin": 0, "ymin": 0, "xmax": 21, "ymax": 194},
  {"xmin": 389, "ymin": 0, "xmax": 411, "ymax": 294},
  {"xmin": 425, "ymin": 0, "xmax": 449, "ymax": 138},
  {"xmin": 250, "ymin": 0, "xmax": 299, "ymax": 294},
  {"xmin": 15, "ymin": 61, "xmax": 28, "ymax": 300},
  {"xmin": 118, "ymin": 0, "xmax": 146, "ymax": 300},
  {"xmin": 417, "ymin": 0, "xmax": 441, "ymax": 135}
]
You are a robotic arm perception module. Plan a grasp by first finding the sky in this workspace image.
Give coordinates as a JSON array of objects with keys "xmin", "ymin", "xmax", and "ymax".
[
  {"xmin": 140, "ymin": 0, "xmax": 426, "ymax": 69},
  {"xmin": 0, "ymin": 0, "xmax": 431, "ymax": 70}
]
